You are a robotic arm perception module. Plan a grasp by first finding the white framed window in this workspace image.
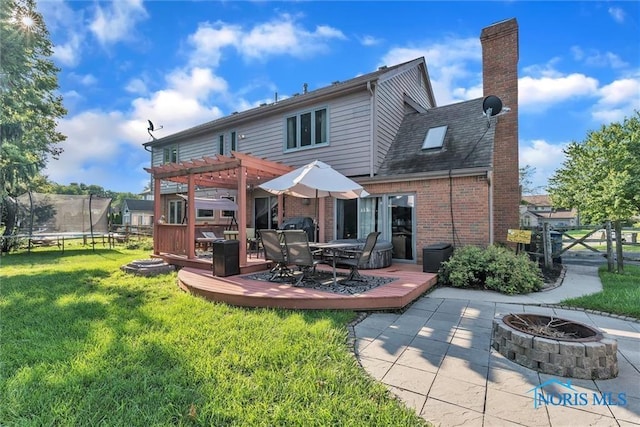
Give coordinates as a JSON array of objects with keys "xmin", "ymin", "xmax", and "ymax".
[
  {"xmin": 218, "ymin": 134, "xmax": 224, "ymax": 155},
  {"xmin": 230, "ymin": 131, "xmax": 237, "ymax": 152},
  {"xmin": 168, "ymin": 199, "xmax": 184, "ymax": 224},
  {"xmin": 163, "ymin": 145, "xmax": 178, "ymax": 163},
  {"xmin": 197, "ymin": 209, "xmax": 214, "ymax": 219},
  {"xmin": 285, "ymin": 107, "xmax": 328, "ymax": 150}
]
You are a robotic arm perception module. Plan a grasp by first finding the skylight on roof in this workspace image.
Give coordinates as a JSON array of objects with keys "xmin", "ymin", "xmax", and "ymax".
[{"xmin": 422, "ymin": 125, "xmax": 447, "ymax": 150}]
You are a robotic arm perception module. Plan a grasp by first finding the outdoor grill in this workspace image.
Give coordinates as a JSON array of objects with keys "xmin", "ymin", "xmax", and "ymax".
[{"xmin": 280, "ymin": 216, "xmax": 315, "ymax": 242}]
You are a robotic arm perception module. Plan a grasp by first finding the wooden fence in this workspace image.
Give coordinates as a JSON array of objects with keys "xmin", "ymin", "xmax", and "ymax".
[{"xmin": 525, "ymin": 221, "xmax": 638, "ymax": 273}]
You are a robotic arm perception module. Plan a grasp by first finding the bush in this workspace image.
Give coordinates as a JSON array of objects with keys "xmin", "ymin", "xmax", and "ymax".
[{"xmin": 438, "ymin": 245, "xmax": 543, "ymax": 295}]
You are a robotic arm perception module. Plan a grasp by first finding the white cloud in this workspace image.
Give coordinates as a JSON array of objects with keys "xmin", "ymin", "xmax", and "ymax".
[
  {"xmin": 166, "ymin": 67, "xmax": 228, "ymax": 100},
  {"xmin": 90, "ymin": 0, "xmax": 148, "ymax": 45},
  {"xmin": 52, "ymin": 33, "xmax": 83, "ymax": 67},
  {"xmin": 519, "ymin": 74, "xmax": 599, "ymax": 110},
  {"xmin": 239, "ymin": 15, "xmax": 346, "ymax": 60},
  {"xmin": 570, "ymin": 46, "xmax": 628, "ymax": 69},
  {"xmin": 188, "ymin": 15, "xmax": 346, "ymax": 66},
  {"xmin": 380, "ymin": 37, "xmax": 481, "ymax": 105},
  {"xmin": 360, "ymin": 35, "xmax": 382, "ymax": 46},
  {"xmin": 592, "ymin": 76, "xmax": 640, "ymax": 123},
  {"xmin": 608, "ymin": 7, "xmax": 625, "ymax": 23},
  {"xmin": 44, "ymin": 110, "xmax": 134, "ymax": 189},
  {"xmin": 188, "ymin": 21, "xmax": 241, "ymax": 67},
  {"xmin": 46, "ymin": 65, "xmax": 228, "ymax": 190},
  {"xmin": 80, "ymin": 74, "xmax": 97, "ymax": 86},
  {"xmin": 519, "ymin": 139, "xmax": 568, "ymax": 191},
  {"xmin": 125, "ymin": 78, "xmax": 148, "ymax": 95},
  {"xmin": 585, "ymin": 51, "xmax": 628, "ymax": 69},
  {"xmin": 40, "ymin": 1, "xmax": 86, "ymax": 68}
]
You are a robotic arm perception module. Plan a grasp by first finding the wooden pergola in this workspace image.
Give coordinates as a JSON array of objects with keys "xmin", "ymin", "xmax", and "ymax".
[{"xmin": 145, "ymin": 152, "xmax": 294, "ymax": 266}]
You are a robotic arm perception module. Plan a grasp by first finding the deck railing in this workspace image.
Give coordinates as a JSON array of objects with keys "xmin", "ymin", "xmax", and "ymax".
[{"xmin": 155, "ymin": 224, "xmax": 187, "ymax": 255}]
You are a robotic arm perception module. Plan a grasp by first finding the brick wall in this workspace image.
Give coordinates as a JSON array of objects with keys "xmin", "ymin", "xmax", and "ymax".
[
  {"xmin": 366, "ymin": 175, "xmax": 490, "ymax": 264},
  {"xmin": 481, "ymin": 18, "xmax": 520, "ymax": 245}
]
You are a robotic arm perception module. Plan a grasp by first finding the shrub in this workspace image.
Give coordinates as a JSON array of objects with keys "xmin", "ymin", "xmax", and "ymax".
[{"xmin": 438, "ymin": 245, "xmax": 543, "ymax": 295}]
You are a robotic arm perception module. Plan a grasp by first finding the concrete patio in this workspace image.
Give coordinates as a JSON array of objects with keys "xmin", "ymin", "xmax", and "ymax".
[{"xmin": 353, "ymin": 264, "xmax": 640, "ymax": 426}]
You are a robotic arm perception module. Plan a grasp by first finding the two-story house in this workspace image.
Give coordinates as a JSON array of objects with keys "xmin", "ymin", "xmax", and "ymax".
[
  {"xmin": 144, "ymin": 18, "xmax": 520, "ymax": 268},
  {"xmin": 520, "ymin": 195, "xmax": 579, "ymax": 228}
]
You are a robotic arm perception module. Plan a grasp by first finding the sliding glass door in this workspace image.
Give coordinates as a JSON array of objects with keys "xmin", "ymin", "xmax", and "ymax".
[
  {"xmin": 254, "ymin": 196, "xmax": 278, "ymax": 230},
  {"xmin": 389, "ymin": 194, "xmax": 414, "ymax": 261},
  {"xmin": 335, "ymin": 193, "xmax": 415, "ymax": 261}
]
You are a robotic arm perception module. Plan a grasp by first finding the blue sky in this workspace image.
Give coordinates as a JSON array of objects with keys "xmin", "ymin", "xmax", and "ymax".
[{"xmin": 38, "ymin": 0, "xmax": 639, "ymax": 194}]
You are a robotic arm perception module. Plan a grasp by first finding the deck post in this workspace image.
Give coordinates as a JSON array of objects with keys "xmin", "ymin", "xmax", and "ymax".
[
  {"xmin": 187, "ymin": 175, "xmax": 196, "ymax": 258},
  {"xmin": 153, "ymin": 178, "xmax": 162, "ymax": 255},
  {"xmin": 238, "ymin": 165, "xmax": 248, "ymax": 267}
]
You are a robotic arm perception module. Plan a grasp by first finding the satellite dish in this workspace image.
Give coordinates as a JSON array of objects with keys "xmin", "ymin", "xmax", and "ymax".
[
  {"xmin": 482, "ymin": 95, "xmax": 503, "ymax": 117},
  {"xmin": 147, "ymin": 119, "xmax": 163, "ymax": 140}
]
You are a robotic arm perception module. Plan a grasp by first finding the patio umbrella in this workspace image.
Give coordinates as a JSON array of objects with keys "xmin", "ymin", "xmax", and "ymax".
[
  {"xmin": 258, "ymin": 160, "xmax": 369, "ymax": 199},
  {"xmin": 259, "ymin": 160, "xmax": 369, "ymax": 240}
]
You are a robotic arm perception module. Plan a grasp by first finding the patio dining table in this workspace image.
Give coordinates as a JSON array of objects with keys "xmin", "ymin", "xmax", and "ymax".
[{"xmin": 309, "ymin": 242, "xmax": 359, "ymax": 285}]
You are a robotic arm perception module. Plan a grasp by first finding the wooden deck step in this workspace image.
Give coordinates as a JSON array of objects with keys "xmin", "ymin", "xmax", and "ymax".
[{"xmin": 177, "ymin": 264, "xmax": 438, "ymax": 310}]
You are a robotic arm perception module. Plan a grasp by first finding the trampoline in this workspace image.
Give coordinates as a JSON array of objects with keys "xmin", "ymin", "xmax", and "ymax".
[{"xmin": 6, "ymin": 192, "xmax": 113, "ymax": 252}]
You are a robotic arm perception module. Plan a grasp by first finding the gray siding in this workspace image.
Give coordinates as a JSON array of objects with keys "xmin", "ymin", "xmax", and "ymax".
[
  {"xmin": 153, "ymin": 91, "xmax": 373, "ymax": 178},
  {"xmin": 374, "ymin": 66, "xmax": 432, "ymax": 172}
]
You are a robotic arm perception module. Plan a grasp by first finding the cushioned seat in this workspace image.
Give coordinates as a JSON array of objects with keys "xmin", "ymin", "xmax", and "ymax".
[{"xmin": 328, "ymin": 238, "xmax": 393, "ymax": 269}]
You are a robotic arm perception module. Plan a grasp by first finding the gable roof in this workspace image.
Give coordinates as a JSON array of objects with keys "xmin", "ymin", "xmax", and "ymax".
[
  {"xmin": 124, "ymin": 199, "xmax": 154, "ymax": 212},
  {"xmin": 376, "ymin": 97, "xmax": 495, "ymax": 177},
  {"xmin": 522, "ymin": 195, "xmax": 551, "ymax": 206},
  {"xmin": 144, "ymin": 57, "xmax": 435, "ymax": 147}
]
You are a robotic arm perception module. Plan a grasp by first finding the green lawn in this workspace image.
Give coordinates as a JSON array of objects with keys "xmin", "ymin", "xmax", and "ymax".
[
  {"xmin": 0, "ymin": 248, "xmax": 427, "ymax": 426},
  {"xmin": 561, "ymin": 264, "xmax": 640, "ymax": 319}
]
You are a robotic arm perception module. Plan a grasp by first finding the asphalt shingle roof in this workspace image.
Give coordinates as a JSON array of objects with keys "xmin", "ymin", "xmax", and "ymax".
[
  {"xmin": 377, "ymin": 98, "xmax": 496, "ymax": 176},
  {"xmin": 124, "ymin": 199, "xmax": 154, "ymax": 212}
]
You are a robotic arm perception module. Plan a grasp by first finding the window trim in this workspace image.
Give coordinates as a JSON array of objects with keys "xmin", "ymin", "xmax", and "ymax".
[
  {"xmin": 218, "ymin": 134, "xmax": 224, "ymax": 155},
  {"xmin": 162, "ymin": 145, "xmax": 178, "ymax": 164},
  {"xmin": 284, "ymin": 106, "xmax": 328, "ymax": 152},
  {"xmin": 230, "ymin": 130, "xmax": 237, "ymax": 153}
]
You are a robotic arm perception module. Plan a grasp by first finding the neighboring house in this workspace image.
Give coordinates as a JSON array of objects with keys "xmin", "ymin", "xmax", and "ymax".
[
  {"xmin": 122, "ymin": 199, "xmax": 154, "ymax": 226},
  {"xmin": 143, "ymin": 19, "xmax": 520, "ymax": 265},
  {"xmin": 139, "ymin": 188, "xmax": 154, "ymax": 201},
  {"xmin": 520, "ymin": 195, "xmax": 579, "ymax": 228}
]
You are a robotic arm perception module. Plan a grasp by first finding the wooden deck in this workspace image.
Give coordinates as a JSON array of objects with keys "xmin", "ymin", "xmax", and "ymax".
[{"xmin": 176, "ymin": 261, "xmax": 438, "ymax": 311}]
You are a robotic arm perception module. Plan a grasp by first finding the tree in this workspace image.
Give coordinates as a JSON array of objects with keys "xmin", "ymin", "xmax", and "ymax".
[
  {"xmin": 519, "ymin": 165, "xmax": 543, "ymax": 196},
  {"xmin": 548, "ymin": 112, "xmax": 640, "ymax": 224},
  {"xmin": 1, "ymin": 0, "xmax": 66, "ymax": 196},
  {"xmin": 1, "ymin": 0, "xmax": 66, "ymax": 249}
]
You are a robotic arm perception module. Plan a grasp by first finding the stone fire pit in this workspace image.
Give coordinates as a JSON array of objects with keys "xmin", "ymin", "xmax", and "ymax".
[
  {"xmin": 121, "ymin": 258, "xmax": 175, "ymax": 276},
  {"xmin": 492, "ymin": 313, "xmax": 618, "ymax": 379}
]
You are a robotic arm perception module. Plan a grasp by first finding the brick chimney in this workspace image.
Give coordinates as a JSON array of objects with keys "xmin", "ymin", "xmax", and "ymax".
[{"xmin": 481, "ymin": 18, "xmax": 519, "ymax": 245}]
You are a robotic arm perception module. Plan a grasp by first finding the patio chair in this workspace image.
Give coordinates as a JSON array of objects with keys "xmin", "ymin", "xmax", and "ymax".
[
  {"xmin": 338, "ymin": 231, "xmax": 381, "ymax": 282},
  {"xmin": 259, "ymin": 229, "xmax": 293, "ymax": 281},
  {"xmin": 282, "ymin": 230, "xmax": 323, "ymax": 286},
  {"xmin": 246, "ymin": 228, "xmax": 261, "ymax": 258}
]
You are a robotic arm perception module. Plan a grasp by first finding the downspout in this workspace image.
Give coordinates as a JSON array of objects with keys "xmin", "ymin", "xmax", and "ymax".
[
  {"xmin": 367, "ymin": 81, "xmax": 376, "ymax": 178},
  {"xmin": 488, "ymin": 170, "xmax": 494, "ymax": 245}
]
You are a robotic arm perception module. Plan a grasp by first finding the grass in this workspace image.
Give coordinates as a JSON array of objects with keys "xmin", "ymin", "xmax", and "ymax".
[
  {"xmin": 560, "ymin": 264, "xmax": 640, "ymax": 319},
  {"xmin": 0, "ymin": 247, "xmax": 427, "ymax": 426}
]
